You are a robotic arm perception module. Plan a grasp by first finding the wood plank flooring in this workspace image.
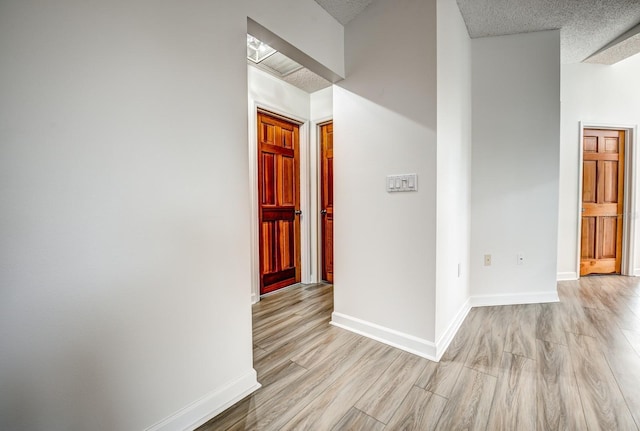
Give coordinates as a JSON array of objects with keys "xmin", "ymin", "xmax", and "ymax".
[{"xmin": 198, "ymin": 276, "xmax": 640, "ymax": 430}]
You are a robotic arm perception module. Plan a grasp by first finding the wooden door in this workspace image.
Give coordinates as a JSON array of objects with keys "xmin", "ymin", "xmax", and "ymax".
[
  {"xmin": 320, "ymin": 122, "xmax": 334, "ymax": 283},
  {"xmin": 580, "ymin": 129, "xmax": 625, "ymax": 276},
  {"xmin": 257, "ymin": 111, "xmax": 301, "ymax": 294}
]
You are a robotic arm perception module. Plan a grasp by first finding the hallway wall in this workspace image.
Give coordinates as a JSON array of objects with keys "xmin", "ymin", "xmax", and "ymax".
[
  {"xmin": 333, "ymin": 0, "xmax": 439, "ymax": 356},
  {"xmin": 0, "ymin": 1, "xmax": 342, "ymax": 430},
  {"xmin": 470, "ymin": 30, "xmax": 561, "ymax": 303}
]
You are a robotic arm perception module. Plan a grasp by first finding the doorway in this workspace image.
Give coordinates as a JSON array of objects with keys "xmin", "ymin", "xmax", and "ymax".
[
  {"xmin": 580, "ymin": 128, "xmax": 626, "ymax": 276},
  {"xmin": 257, "ymin": 111, "xmax": 302, "ymax": 294}
]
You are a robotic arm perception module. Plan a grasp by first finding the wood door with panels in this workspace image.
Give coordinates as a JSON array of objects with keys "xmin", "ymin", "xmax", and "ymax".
[
  {"xmin": 257, "ymin": 111, "xmax": 301, "ymax": 294},
  {"xmin": 320, "ymin": 122, "xmax": 334, "ymax": 283},
  {"xmin": 581, "ymin": 128, "xmax": 625, "ymax": 276}
]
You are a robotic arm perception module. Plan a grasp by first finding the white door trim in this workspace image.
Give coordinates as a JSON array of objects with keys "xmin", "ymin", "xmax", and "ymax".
[
  {"xmin": 576, "ymin": 122, "xmax": 638, "ymax": 278},
  {"xmin": 249, "ymin": 101, "xmax": 310, "ymax": 303}
]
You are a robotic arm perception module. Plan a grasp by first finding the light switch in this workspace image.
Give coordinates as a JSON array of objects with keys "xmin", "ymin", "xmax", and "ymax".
[{"xmin": 386, "ymin": 174, "xmax": 418, "ymax": 193}]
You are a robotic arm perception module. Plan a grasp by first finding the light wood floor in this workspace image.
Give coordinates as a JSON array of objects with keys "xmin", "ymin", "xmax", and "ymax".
[{"xmin": 198, "ymin": 276, "xmax": 640, "ymax": 430}]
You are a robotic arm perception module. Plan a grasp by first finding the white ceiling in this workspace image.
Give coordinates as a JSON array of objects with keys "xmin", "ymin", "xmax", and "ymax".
[{"xmin": 313, "ymin": 0, "xmax": 640, "ymax": 64}]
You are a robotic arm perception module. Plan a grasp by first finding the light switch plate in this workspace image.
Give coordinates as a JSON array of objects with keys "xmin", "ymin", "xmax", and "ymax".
[{"xmin": 386, "ymin": 174, "xmax": 418, "ymax": 192}]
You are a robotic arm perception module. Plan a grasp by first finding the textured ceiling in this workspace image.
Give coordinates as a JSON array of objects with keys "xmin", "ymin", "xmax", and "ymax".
[
  {"xmin": 281, "ymin": 68, "xmax": 332, "ymax": 93},
  {"xmin": 313, "ymin": 0, "xmax": 374, "ymax": 25},
  {"xmin": 584, "ymin": 22, "xmax": 640, "ymax": 65},
  {"xmin": 270, "ymin": 0, "xmax": 640, "ymax": 92},
  {"xmin": 313, "ymin": 0, "xmax": 640, "ymax": 64},
  {"xmin": 456, "ymin": 0, "xmax": 640, "ymax": 63}
]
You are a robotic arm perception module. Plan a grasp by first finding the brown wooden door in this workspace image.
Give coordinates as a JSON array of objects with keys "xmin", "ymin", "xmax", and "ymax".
[
  {"xmin": 320, "ymin": 122, "xmax": 334, "ymax": 283},
  {"xmin": 580, "ymin": 129, "xmax": 625, "ymax": 276},
  {"xmin": 258, "ymin": 111, "xmax": 301, "ymax": 294}
]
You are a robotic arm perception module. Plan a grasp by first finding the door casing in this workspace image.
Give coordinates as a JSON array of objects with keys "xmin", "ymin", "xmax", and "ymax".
[{"xmin": 576, "ymin": 122, "xmax": 638, "ymax": 278}]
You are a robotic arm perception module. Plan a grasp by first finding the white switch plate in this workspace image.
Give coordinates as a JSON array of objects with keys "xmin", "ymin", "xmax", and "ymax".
[{"xmin": 386, "ymin": 174, "xmax": 418, "ymax": 192}]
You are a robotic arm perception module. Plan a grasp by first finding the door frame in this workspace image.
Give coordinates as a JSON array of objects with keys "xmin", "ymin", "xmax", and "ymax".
[
  {"xmin": 249, "ymin": 101, "xmax": 310, "ymax": 302},
  {"xmin": 576, "ymin": 121, "xmax": 638, "ymax": 278}
]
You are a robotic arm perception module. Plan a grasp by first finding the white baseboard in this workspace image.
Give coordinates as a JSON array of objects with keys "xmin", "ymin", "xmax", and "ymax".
[
  {"xmin": 434, "ymin": 299, "xmax": 472, "ymax": 361},
  {"xmin": 469, "ymin": 291, "xmax": 559, "ymax": 307},
  {"xmin": 633, "ymin": 269, "xmax": 640, "ymax": 277},
  {"xmin": 251, "ymin": 292, "xmax": 259, "ymax": 304},
  {"xmin": 145, "ymin": 369, "xmax": 260, "ymax": 431},
  {"xmin": 331, "ymin": 312, "xmax": 437, "ymax": 361},
  {"xmin": 557, "ymin": 272, "xmax": 578, "ymax": 281}
]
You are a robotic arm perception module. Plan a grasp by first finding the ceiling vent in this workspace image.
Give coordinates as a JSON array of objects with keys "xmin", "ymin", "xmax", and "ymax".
[{"xmin": 247, "ymin": 34, "xmax": 303, "ymax": 77}]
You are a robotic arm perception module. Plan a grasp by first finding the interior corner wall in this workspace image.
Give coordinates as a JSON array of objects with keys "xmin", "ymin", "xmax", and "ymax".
[
  {"xmin": 470, "ymin": 30, "xmax": 561, "ymax": 303},
  {"xmin": 332, "ymin": 0, "xmax": 438, "ymax": 356},
  {"xmin": 434, "ymin": 0, "xmax": 472, "ymax": 348},
  {"xmin": 310, "ymin": 87, "xmax": 333, "ymax": 122},
  {"xmin": 0, "ymin": 0, "xmax": 342, "ymax": 430},
  {"xmin": 558, "ymin": 55, "xmax": 640, "ymax": 279}
]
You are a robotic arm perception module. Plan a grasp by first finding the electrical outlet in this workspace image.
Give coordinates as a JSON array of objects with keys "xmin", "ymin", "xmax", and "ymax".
[{"xmin": 484, "ymin": 254, "xmax": 491, "ymax": 266}]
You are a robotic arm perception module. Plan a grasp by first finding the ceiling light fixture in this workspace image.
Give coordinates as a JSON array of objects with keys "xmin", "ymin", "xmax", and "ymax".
[{"xmin": 247, "ymin": 35, "xmax": 277, "ymax": 63}]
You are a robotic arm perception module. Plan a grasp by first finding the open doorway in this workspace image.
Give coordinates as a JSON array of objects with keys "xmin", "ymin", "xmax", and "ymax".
[
  {"xmin": 246, "ymin": 24, "xmax": 335, "ymax": 300},
  {"xmin": 578, "ymin": 124, "xmax": 637, "ymax": 277}
]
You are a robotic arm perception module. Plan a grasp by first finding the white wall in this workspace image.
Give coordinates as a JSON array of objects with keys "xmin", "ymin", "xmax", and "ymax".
[
  {"xmin": 332, "ymin": 0, "xmax": 439, "ymax": 358},
  {"xmin": 248, "ymin": 66, "xmax": 310, "ymax": 119},
  {"xmin": 558, "ymin": 54, "xmax": 640, "ymax": 279},
  {"xmin": 434, "ymin": 0, "xmax": 472, "ymax": 351},
  {"xmin": 470, "ymin": 30, "xmax": 561, "ymax": 303},
  {"xmin": 311, "ymin": 87, "xmax": 333, "ymax": 122},
  {"xmin": 0, "ymin": 1, "xmax": 342, "ymax": 430}
]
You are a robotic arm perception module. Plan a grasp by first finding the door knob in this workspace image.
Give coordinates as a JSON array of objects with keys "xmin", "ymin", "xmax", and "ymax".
[
  {"xmin": 295, "ymin": 210, "xmax": 302, "ymax": 215},
  {"xmin": 321, "ymin": 209, "xmax": 327, "ymax": 215}
]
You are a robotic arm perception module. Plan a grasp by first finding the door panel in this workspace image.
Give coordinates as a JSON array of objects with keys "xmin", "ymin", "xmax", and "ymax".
[
  {"xmin": 601, "ymin": 217, "xmax": 618, "ymax": 258},
  {"xmin": 582, "ymin": 161, "xmax": 597, "ymax": 203},
  {"xmin": 580, "ymin": 129, "xmax": 625, "ymax": 276},
  {"xmin": 320, "ymin": 122, "xmax": 334, "ymax": 283},
  {"xmin": 258, "ymin": 112, "xmax": 301, "ymax": 294},
  {"xmin": 581, "ymin": 217, "xmax": 596, "ymax": 259}
]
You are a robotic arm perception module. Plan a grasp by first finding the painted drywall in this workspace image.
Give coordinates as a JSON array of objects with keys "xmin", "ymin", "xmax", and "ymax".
[
  {"xmin": 434, "ymin": 0, "xmax": 472, "ymax": 348},
  {"xmin": 470, "ymin": 30, "xmax": 561, "ymax": 302},
  {"xmin": 0, "ymin": 0, "xmax": 342, "ymax": 430},
  {"xmin": 248, "ymin": 66, "xmax": 311, "ymax": 120},
  {"xmin": 333, "ymin": 0, "xmax": 438, "ymax": 355},
  {"xmin": 558, "ymin": 54, "xmax": 640, "ymax": 279},
  {"xmin": 310, "ymin": 87, "xmax": 333, "ymax": 122}
]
